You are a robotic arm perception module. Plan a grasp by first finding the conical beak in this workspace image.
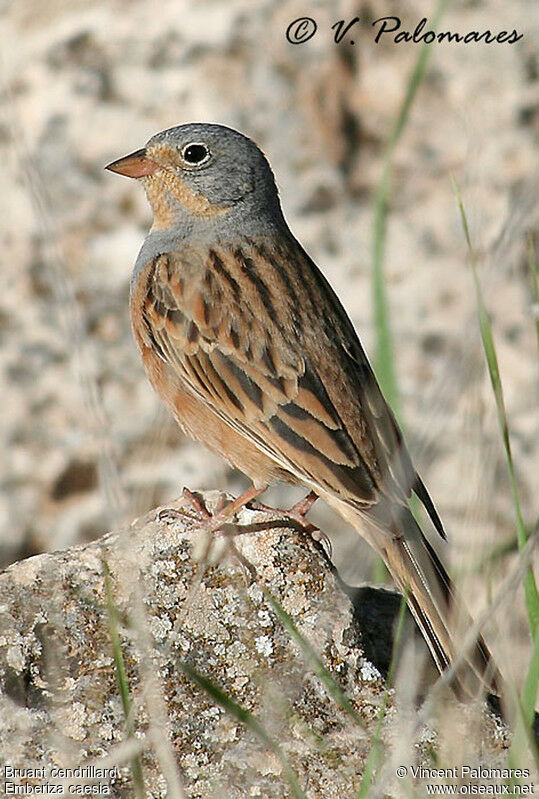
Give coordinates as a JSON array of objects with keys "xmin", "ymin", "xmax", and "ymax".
[{"xmin": 105, "ymin": 148, "xmax": 160, "ymax": 178}]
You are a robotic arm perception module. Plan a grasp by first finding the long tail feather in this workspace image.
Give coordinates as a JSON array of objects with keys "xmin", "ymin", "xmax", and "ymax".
[
  {"xmin": 327, "ymin": 493, "xmax": 501, "ymax": 699},
  {"xmin": 366, "ymin": 505, "xmax": 501, "ymax": 698}
]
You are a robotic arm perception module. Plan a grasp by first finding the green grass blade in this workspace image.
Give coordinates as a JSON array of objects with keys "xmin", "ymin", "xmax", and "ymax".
[
  {"xmin": 453, "ymin": 182, "xmax": 539, "ymax": 763},
  {"xmin": 103, "ymin": 559, "xmax": 146, "ymax": 798},
  {"xmin": 452, "ymin": 180, "xmax": 539, "ymax": 638},
  {"xmin": 179, "ymin": 662, "xmax": 307, "ymax": 799},
  {"xmin": 356, "ymin": 591, "xmax": 408, "ymax": 798},
  {"xmin": 262, "ymin": 587, "xmax": 367, "ymax": 730}
]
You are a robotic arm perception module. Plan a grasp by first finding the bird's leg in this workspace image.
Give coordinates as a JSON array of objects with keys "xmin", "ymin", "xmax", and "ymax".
[
  {"xmin": 288, "ymin": 490, "xmax": 319, "ymax": 525},
  {"xmin": 287, "ymin": 491, "xmax": 331, "ymax": 555},
  {"xmin": 248, "ymin": 488, "xmax": 331, "ymax": 554},
  {"xmin": 181, "ymin": 487, "xmax": 213, "ymax": 518},
  {"xmin": 248, "ymin": 490, "xmax": 320, "ymax": 534},
  {"xmin": 209, "ymin": 488, "xmax": 323, "ymax": 573},
  {"xmin": 158, "ymin": 484, "xmax": 268, "ymax": 532},
  {"xmin": 202, "ymin": 484, "xmax": 268, "ymax": 533},
  {"xmin": 160, "ymin": 486, "xmax": 328, "ymax": 553}
]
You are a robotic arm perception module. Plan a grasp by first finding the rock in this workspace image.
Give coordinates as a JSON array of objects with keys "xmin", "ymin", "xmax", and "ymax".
[{"xmin": 0, "ymin": 491, "xmax": 512, "ymax": 798}]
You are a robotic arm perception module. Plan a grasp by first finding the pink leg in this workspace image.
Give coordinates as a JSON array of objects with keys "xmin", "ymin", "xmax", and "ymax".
[
  {"xmin": 249, "ymin": 490, "xmax": 319, "ymax": 532},
  {"xmin": 181, "ymin": 487, "xmax": 211, "ymax": 517},
  {"xmin": 202, "ymin": 484, "xmax": 268, "ymax": 533},
  {"xmin": 159, "ymin": 486, "xmax": 327, "ymax": 550},
  {"xmin": 158, "ymin": 484, "xmax": 268, "ymax": 532},
  {"xmin": 288, "ymin": 490, "xmax": 319, "ymax": 526}
]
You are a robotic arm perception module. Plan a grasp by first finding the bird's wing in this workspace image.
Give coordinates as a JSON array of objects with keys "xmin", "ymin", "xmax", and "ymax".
[
  {"xmin": 138, "ymin": 240, "xmax": 444, "ymax": 535},
  {"xmin": 291, "ymin": 240, "xmax": 445, "ymax": 537}
]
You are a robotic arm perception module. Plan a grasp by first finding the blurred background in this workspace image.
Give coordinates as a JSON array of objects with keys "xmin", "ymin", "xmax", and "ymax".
[{"xmin": 0, "ymin": 0, "xmax": 537, "ymax": 690}]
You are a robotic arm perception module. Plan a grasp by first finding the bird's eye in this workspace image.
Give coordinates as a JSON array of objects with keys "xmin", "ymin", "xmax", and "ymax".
[{"xmin": 181, "ymin": 142, "xmax": 211, "ymax": 166}]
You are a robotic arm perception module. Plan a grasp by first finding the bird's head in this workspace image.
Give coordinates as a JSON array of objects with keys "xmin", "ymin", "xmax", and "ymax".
[{"xmin": 105, "ymin": 123, "xmax": 282, "ymax": 231}]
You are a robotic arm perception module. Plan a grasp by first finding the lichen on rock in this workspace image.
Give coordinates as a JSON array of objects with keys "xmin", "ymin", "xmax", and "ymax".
[{"xmin": 0, "ymin": 492, "xmax": 510, "ymax": 798}]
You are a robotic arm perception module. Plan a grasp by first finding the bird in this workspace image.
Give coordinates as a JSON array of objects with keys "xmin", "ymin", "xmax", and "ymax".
[{"xmin": 106, "ymin": 122, "xmax": 500, "ymax": 699}]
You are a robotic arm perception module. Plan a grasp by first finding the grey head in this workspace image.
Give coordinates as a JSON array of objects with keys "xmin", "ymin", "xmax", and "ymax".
[{"xmin": 105, "ymin": 123, "xmax": 286, "ymax": 240}]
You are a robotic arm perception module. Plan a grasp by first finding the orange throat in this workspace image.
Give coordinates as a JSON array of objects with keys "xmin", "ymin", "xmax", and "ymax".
[{"xmin": 142, "ymin": 161, "xmax": 227, "ymax": 231}]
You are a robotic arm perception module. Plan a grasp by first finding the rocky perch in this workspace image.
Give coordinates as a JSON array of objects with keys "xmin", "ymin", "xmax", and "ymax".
[{"xmin": 0, "ymin": 491, "xmax": 509, "ymax": 798}]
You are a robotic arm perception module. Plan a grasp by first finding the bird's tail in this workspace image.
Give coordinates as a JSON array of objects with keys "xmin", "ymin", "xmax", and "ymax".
[{"xmin": 342, "ymin": 500, "xmax": 501, "ymax": 699}]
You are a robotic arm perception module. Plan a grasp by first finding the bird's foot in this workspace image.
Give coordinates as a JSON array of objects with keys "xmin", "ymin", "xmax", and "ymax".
[
  {"xmin": 158, "ymin": 485, "xmax": 266, "ymax": 533},
  {"xmin": 289, "ymin": 491, "xmax": 332, "ymax": 556},
  {"xmin": 158, "ymin": 486, "xmax": 330, "ymax": 556},
  {"xmin": 156, "ymin": 488, "xmax": 212, "ymax": 524},
  {"xmin": 158, "ymin": 487, "xmax": 264, "ymax": 577},
  {"xmin": 247, "ymin": 489, "xmax": 329, "ymax": 550},
  {"xmin": 251, "ymin": 489, "xmax": 318, "ymax": 529},
  {"xmin": 179, "ymin": 487, "xmax": 215, "ymax": 518},
  {"xmin": 286, "ymin": 490, "xmax": 320, "ymax": 532}
]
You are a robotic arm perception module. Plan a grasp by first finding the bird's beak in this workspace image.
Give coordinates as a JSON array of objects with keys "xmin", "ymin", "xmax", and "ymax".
[{"xmin": 105, "ymin": 148, "xmax": 161, "ymax": 178}]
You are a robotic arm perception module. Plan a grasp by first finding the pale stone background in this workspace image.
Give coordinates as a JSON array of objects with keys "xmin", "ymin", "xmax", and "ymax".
[{"xmin": 0, "ymin": 0, "xmax": 537, "ymax": 690}]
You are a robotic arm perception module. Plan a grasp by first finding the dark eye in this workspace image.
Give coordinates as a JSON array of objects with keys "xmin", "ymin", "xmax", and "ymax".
[{"xmin": 181, "ymin": 142, "xmax": 210, "ymax": 166}]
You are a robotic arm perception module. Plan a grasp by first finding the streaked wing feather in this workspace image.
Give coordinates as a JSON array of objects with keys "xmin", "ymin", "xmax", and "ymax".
[
  {"xmin": 141, "ymin": 249, "xmax": 378, "ymax": 504},
  {"xmin": 140, "ymin": 240, "xmax": 443, "ymax": 535},
  {"xmin": 293, "ymin": 242, "xmax": 446, "ymax": 536}
]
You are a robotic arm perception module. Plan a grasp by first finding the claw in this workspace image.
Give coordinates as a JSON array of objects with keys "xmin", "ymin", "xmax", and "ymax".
[
  {"xmin": 157, "ymin": 507, "xmax": 186, "ymax": 522},
  {"xmin": 157, "ymin": 488, "xmax": 210, "ymax": 523}
]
